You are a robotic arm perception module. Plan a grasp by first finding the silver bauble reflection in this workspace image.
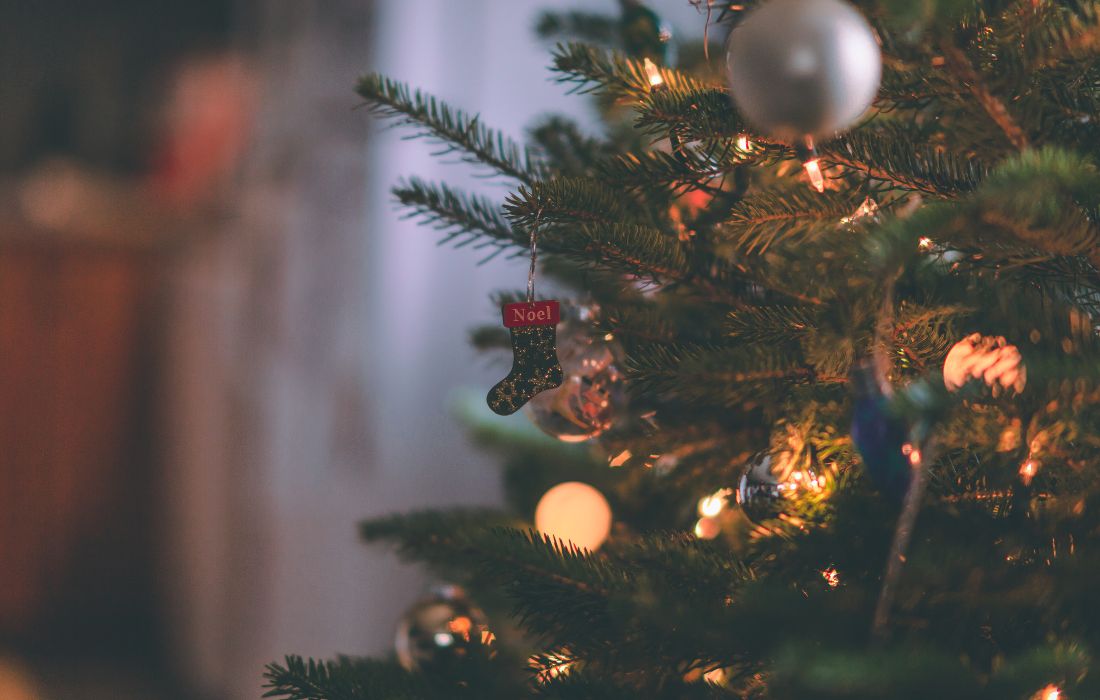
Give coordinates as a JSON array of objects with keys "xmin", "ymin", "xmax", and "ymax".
[
  {"xmin": 725, "ymin": 0, "xmax": 881, "ymax": 140},
  {"xmin": 736, "ymin": 452, "xmax": 820, "ymax": 523},
  {"xmin": 736, "ymin": 454, "xmax": 786, "ymax": 523},
  {"xmin": 525, "ymin": 311, "xmax": 626, "ymax": 442},
  {"xmin": 395, "ymin": 586, "xmax": 495, "ymax": 674}
]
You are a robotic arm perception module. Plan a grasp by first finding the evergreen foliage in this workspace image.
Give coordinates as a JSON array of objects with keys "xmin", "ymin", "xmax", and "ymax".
[{"xmin": 268, "ymin": 1, "xmax": 1100, "ymax": 698}]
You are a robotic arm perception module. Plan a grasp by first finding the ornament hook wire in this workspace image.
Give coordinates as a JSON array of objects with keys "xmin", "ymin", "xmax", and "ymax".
[{"xmin": 527, "ymin": 208, "xmax": 543, "ymax": 304}]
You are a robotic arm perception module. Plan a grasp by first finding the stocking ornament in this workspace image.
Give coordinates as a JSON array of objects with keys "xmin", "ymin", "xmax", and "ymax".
[{"xmin": 487, "ymin": 212, "xmax": 563, "ymax": 415}]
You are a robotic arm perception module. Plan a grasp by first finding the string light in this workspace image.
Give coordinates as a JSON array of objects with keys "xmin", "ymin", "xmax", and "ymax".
[
  {"xmin": 792, "ymin": 136, "xmax": 826, "ymax": 192},
  {"xmin": 608, "ymin": 449, "xmax": 632, "ymax": 468},
  {"xmin": 736, "ymin": 133, "xmax": 751, "ymax": 151},
  {"xmin": 821, "ymin": 567, "xmax": 840, "ymax": 588},
  {"xmin": 1019, "ymin": 458, "xmax": 1039, "ymax": 486},
  {"xmin": 694, "ymin": 516, "xmax": 721, "ymax": 539},
  {"xmin": 698, "ymin": 488, "xmax": 733, "ymax": 517},
  {"xmin": 803, "ymin": 159, "xmax": 825, "ymax": 193},
  {"xmin": 901, "ymin": 443, "xmax": 922, "ymax": 467},
  {"xmin": 918, "ymin": 236, "xmax": 934, "ymax": 250},
  {"xmin": 1036, "ymin": 685, "xmax": 1061, "ymax": 700},
  {"xmin": 643, "ymin": 58, "xmax": 664, "ymax": 89},
  {"xmin": 839, "ymin": 196, "xmax": 878, "ymax": 225}
]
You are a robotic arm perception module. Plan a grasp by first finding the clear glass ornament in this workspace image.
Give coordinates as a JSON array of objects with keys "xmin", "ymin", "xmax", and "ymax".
[
  {"xmin": 525, "ymin": 311, "xmax": 626, "ymax": 442},
  {"xmin": 395, "ymin": 585, "xmax": 495, "ymax": 674}
]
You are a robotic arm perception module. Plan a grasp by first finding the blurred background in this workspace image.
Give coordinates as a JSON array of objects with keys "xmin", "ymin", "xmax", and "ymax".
[{"xmin": 0, "ymin": 1, "xmax": 699, "ymax": 698}]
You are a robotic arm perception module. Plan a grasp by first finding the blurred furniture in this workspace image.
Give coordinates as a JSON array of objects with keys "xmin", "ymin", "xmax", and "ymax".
[{"xmin": 0, "ymin": 178, "xmax": 160, "ymax": 653}]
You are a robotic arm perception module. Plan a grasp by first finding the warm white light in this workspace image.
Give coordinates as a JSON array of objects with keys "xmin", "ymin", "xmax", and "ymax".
[
  {"xmin": 918, "ymin": 236, "xmax": 934, "ymax": 250},
  {"xmin": 736, "ymin": 134, "xmax": 751, "ymax": 150},
  {"xmin": 643, "ymin": 58, "xmax": 664, "ymax": 88},
  {"xmin": 433, "ymin": 632, "xmax": 454, "ymax": 647},
  {"xmin": 803, "ymin": 158, "xmax": 825, "ymax": 192},
  {"xmin": 901, "ymin": 443, "xmax": 922, "ymax": 467},
  {"xmin": 1020, "ymin": 459, "xmax": 1038, "ymax": 485},
  {"xmin": 839, "ymin": 196, "xmax": 878, "ymax": 225},
  {"xmin": 608, "ymin": 449, "xmax": 632, "ymax": 468},
  {"xmin": 697, "ymin": 488, "xmax": 732, "ymax": 517},
  {"xmin": 535, "ymin": 482, "xmax": 613, "ymax": 551},
  {"xmin": 821, "ymin": 567, "xmax": 840, "ymax": 588},
  {"xmin": 694, "ymin": 516, "xmax": 721, "ymax": 540},
  {"xmin": 1038, "ymin": 685, "xmax": 1061, "ymax": 700}
]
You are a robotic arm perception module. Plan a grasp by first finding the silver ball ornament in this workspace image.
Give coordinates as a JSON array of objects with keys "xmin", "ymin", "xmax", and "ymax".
[
  {"xmin": 725, "ymin": 0, "xmax": 882, "ymax": 141},
  {"xmin": 736, "ymin": 452, "xmax": 821, "ymax": 523},
  {"xmin": 395, "ymin": 586, "xmax": 495, "ymax": 675}
]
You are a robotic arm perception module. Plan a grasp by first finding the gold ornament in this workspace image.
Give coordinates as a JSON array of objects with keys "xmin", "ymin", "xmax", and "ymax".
[{"xmin": 943, "ymin": 333, "xmax": 1026, "ymax": 396}]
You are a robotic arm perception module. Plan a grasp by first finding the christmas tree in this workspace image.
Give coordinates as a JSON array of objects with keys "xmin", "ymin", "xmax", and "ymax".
[{"xmin": 264, "ymin": 1, "xmax": 1100, "ymax": 698}]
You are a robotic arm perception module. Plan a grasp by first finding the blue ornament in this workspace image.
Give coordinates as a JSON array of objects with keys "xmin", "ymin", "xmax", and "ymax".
[{"xmin": 850, "ymin": 361, "xmax": 914, "ymax": 499}]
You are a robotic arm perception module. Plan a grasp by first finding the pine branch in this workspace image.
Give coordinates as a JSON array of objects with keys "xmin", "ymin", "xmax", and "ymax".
[
  {"xmin": 504, "ymin": 178, "xmax": 644, "ymax": 227},
  {"xmin": 719, "ymin": 189, "xmax": 862, "ymax": 254},
  {"xmin": 550, "ymin": 42, "xmax": 709, "ymax": 99},
  {"xmin": 562, "ymin": 223, "xmax": 686, "ymax": 280},
  {"xmin": 263, "ymin": 656, "xmax": 427, "ymax": 700},
  {"xmin": 626, "ymin": 343, "xmax": 831, "ymax": 409},
  {"xmin": 634, "ymin": 87, "xmax": 748, "ymax": 140},
  {"xmin": 939, "ymin": 39, "xmax": 1031, "ymax": 151},
  {"xmin": 536, "ymin": 11, "xmax": 620, "ymax": 45},
  {"xmin": 533, "ymin": 671, "xmax": 733, "ymax": 699},
  {"xmin": 822, "ymin": 125, "xmax": 987, "ymax": 196},
  {"xmin": 528, "ymin": 116, "xmax": 610, "ymax": 178},
  {"xmin": 596, "ymin": 141, "xmax": 753, "ymax": 195},
  {"xmin": 357, "ymin": 73, "xmax": 544, "ymax": 183},
  {"xmin": 360, "ymin": 508, "xmax": 519, "ymax": 572},
  {"xmin": 727, "ymin": 305, "xmax": 820, "ymax": 344},
  {"xmin": 393, "ymin": 178, "xmax": 522, "ymax": 261}
]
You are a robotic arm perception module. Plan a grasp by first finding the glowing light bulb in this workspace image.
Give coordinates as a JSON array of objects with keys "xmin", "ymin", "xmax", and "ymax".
[
  {"xmin": 535, "ymin": 482, "xmax": 613, "ymax": 551},
  {"xmin": 694, "ymin": 516, "xmax": 721, "ymax": 540},
  {"xmin": 1020, "ymin": 459, "xmax": 1038, "ymax": 486},
  {"xmin": 803, "ymin": 158, "xmax": 825, "ymax": 192},
  {"xmin": 918, "ymin": 236, "xmax": 934, "ymax": 250},
  {"xmin": 643, "ymin": 58, "xmax": 664, "ymax": 89},
  {"xmin": 608, "ymin": 449, "xmax": 632, "ymax": 468},
  {"xmin": 901, "ymin": 443, "xmax": 922, "ymax": 467},
  {"xmin": 736, "ymin": 134, "xmax": 751, "ymax": 151},
  {"xmin": 1039, "ymin": 685, "xmax": 1061, "ymax": 700},
  {"xmin": 821, "ymin": 567, "xmax": 840, "ymax": 588},
  {"xmin": 698, "ymin": 488, "xmax": 731, "ymax": 517},
  {"xmin": 839, "ymin": 196, "xmax": 878, "ymax": 225}
]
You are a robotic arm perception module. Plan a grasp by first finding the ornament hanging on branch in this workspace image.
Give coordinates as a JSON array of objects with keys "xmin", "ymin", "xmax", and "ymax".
[
  {"xmin": 525, "ymin": 307, "xmax": 626, "ymax": 442},
  {"xmin": 724, "ymin": 0, "xmax": 881, "ymax": 190},
  {"xmin": 943, "ymin": 333, "xmax": 1027, "ymax": 396},
  {"xmin": 849, "ymin": 360, "xmax": 920, "ymax": 500},
  {"xmin": 487, "ymin": 212, "xmax": 563, "ymax": 415},
  {"xmin": 735, "ymin": 448, "xmax": 823, "ymax": 523},
  {"xmin": 395, "ymin": 585, "xmax": 496, "ymax": 676},
  {"xmin": 725, "ymin": 0, "xmax": 881, "ymax": 141}
]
